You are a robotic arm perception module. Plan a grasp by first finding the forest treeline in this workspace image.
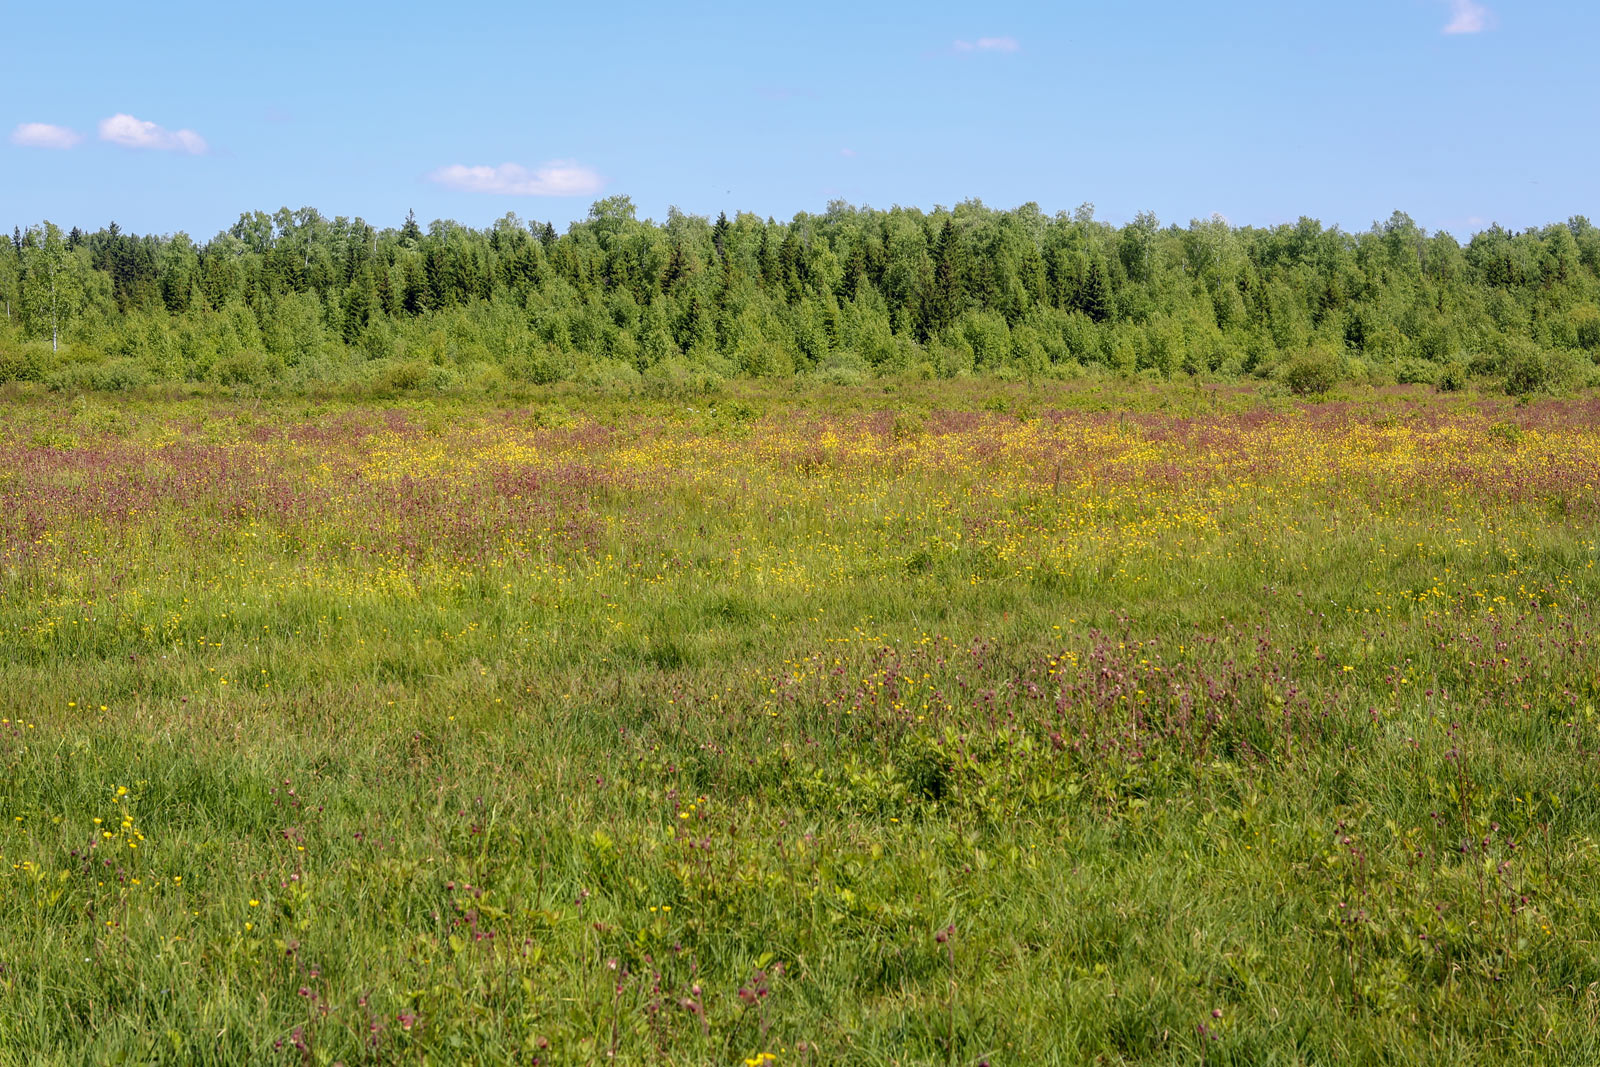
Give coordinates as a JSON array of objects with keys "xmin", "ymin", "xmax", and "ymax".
[{"xmin": 3, "ymin": 197, "xmax": 1599, "ymax": 394}]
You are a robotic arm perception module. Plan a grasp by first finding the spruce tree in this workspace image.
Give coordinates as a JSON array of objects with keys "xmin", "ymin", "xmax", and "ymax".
[
  {"xmin": 922, "ymin": 219, "xmax": 966, "ymax": 337},
  {"xmin": 663, "ymin": 244, "xmax": 689, "ymax": 290},
  {"xmin": 376, "ymin": 268, "xmax": 398, "ymax": 318},
  {"xmin": 838, "ymin": 241, "xmax": 867, "ymax": 302},
  {"xmin": 779, "ymin": 231, "xmax": 804, "ymax": 302},
  {"xmin": 400, "ymin": 210, "xmax": 422, "ymax": 248},
  {"xmin": 1076, "ymin": 256, "xmax": 1112, "ymax": 323},
  {"xmin": 757, "ymin": 231, "xmax": 776, "ymax": 288}
]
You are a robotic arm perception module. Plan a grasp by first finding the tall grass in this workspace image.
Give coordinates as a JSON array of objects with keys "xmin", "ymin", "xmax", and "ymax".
[{"xmin": 3, "ymin": 383, "xmax": 1600, "ymax": 1064}]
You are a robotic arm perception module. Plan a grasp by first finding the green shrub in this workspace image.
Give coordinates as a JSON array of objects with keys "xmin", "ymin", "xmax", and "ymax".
[
  {"xmin": 1394, "ymin": 357, "xmax": 1439, "ymax": 385},
  {"xmin": 1571, "ymin": 304, "xmax": 1600, "ymax": 351},
  {"xmin": 46, "ymin": 359, "xmax": 151, "ymax": 393},
  {"xmin": 576, "ymin": 359, "xmax": 642, "ymax": 393},
  {"xmin": 812, "ymin": 352, "xmax": 868, "ymax": 387},
  {"xmin": 373, "ymin": 359, "xmax": 433, "ymax": 393},
  {"xmin": 1283, "ymin": 350, "xmax": 1339, "ymax": 396},
  {"xmin": 0, "ymin": 343, "xmax": 54, "ymax": 383},
  {"xmin": 1504, "ymin": 347, "xmax": 1550, "ymax": 395},
  {"xmin": 1436, "ymin": 360, "xmax": 1470, "ymax": 392},
  {"xmin": 643, "ymin": 357, "xmax": 721, "ymax": 397},
  {"xmin": 212, "ymin": 351, "xmax": 277, "ymax": 387},
  {"xmin": 506, "ymin": 346, "xmax": 566, "ymax": 385}
]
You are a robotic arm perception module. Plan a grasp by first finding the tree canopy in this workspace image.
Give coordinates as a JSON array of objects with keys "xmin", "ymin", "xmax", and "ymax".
[{"xmin": 2, "ymin": 201, "xmax": 1598, "ymax": 393}]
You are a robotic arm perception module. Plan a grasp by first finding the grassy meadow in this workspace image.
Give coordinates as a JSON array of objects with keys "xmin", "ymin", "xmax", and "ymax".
[{"xmin": 4, "ymin": 380, "xmax": 1600, "ymax": 1064}]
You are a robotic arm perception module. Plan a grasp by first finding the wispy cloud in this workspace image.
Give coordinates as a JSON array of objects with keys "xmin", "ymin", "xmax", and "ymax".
[
  {"xmin": 839, "ymin": 148, "xmax": 857, "ymax": 158},
  {"xmin": 427, "ymin": 161, "xmax": 606, "ymax": 197},
  {"xmin": 953, "ymin": 36, "xmax": 1020, "ymax": 53},
  {"xmin": 11, "ymin": 122, "xmax": 84, "ymax": 149},
  {"xmin": 99, "ymin": 113, "xmax": 208, "ymax": 154},
  {"xmin": 1442, "ymin": 0, "xmax": 1494, "ymax": 34}
]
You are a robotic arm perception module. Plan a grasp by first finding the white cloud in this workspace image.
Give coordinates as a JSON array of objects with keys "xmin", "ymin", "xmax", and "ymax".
[
  {"xmin": 954, "ymin": 36, "xmax": 1020, "ymax": 53},
  {"xmin": 98, "ymin": 113, "xmax": 208, "ymax": 154},
  {"xmin": 840, "ymin": 148, "xmax": 857, "ymax": 158},
  {"xmin": 11, "ymin": 122, "xmax": 83, "ymax": 149},
  {"xmin": 1442, "ymin": 0, "xmax": 1494, "ymax": 34},
  {"xmin": 427, "ymin": 161, "xmax": 606, "ymax": 197}
]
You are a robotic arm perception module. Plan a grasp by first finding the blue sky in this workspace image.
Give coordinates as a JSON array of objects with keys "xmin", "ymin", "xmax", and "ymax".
[{"xmin": 4, "ymin": 0, "xmax": 1595, "ymax": 239}]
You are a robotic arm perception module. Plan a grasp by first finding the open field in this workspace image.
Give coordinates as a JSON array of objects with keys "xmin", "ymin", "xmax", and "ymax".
[{"xmin": 3, "ymin": 382, "xmax": 1600, "ymax": 1064}]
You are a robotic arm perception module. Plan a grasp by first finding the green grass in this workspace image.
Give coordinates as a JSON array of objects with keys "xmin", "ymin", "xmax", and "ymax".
[{"xmin": 3, "ymin": 382, "xmax": 1600, "ymax": 1064}]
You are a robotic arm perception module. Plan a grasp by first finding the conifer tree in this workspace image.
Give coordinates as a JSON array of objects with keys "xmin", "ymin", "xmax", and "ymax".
[
  {"xmin": 922, "ymin": 218, "xmax": 966, "ymax": 337},
  {"xmin": 400, "ymin": 210, "xmax": 422, "ymax": 248},
  {"xmin": 1076, "ymin": 256, "xmax": 1112, "ymax": 323}
]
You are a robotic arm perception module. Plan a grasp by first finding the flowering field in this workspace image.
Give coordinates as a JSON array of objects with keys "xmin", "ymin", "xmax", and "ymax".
[{"xmin": 3, "ymin": 384, "xmax": 1600, "ymax": 1064}]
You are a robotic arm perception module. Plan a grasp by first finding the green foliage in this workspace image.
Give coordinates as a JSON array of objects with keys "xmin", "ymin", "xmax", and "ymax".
[
  {"xmin": 2, "ymin": 203, "xmax": 1599, "ymax": 394},
  {"xmin": 1283, "ymin": 348, "xmax": 1340, "ymax": 395},
  {"xmin": 211, "ymin": 350, "xmax": 279, "ymax": 387},
  {"xmin": 1503, "ymin": 340, "xmax": 1554, "ymax": 395},
  {"xmin": 1394, "ymin": 357, "xmax": 1440, "ymax": 386},
  {"xmin": 17, "ymin": 222, "xmax": 86, "ymax": 352},
  {"xmin": 0, "ymin": 340, "xmax": 53, "ymax": 383},
  {"xmin": 1436, "ymin": 359, "xmax": 1470, "ymax": 392},
  {"xmin": 44, "ymin": 357, "xmax": 151, "ymax": 393}
]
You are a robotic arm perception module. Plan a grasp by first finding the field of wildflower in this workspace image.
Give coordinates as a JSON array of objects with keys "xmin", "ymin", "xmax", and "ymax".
[{"xmin": 3, "ymin": 380, "xmax": 1600, "ymax": 1065}]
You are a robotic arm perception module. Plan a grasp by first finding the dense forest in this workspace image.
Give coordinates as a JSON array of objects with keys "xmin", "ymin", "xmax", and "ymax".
[{"xmin": 3, "ymin": 197, "xmax": 1598, "ymax": 394}]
